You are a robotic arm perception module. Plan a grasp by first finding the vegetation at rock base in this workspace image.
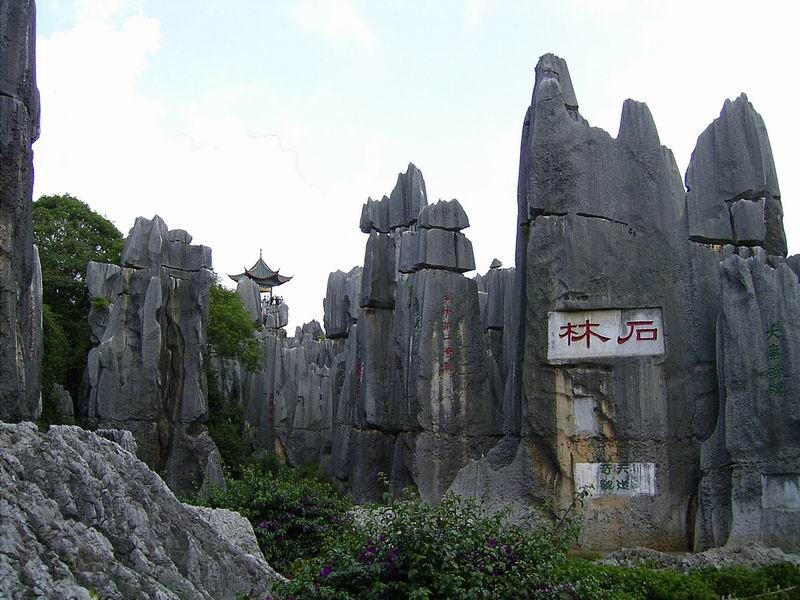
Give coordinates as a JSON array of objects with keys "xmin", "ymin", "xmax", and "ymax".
[
  {"xmin": 205, "ymin": 277, "xmax": 263, "ymax": 472},
  {"xmin": 33, "ymin": 193, "xmax": 123, "ymax": 416},
  {"xmin": 205, "ymin": 365, "xmax": 252, "ymax": 477},
  {"xmin": 198, "ymin": 462, "xmax": 800, "ymax": 599},
  {"xmin": 197, "ymin": 463, "xmax": 352, "ymax": 575}
]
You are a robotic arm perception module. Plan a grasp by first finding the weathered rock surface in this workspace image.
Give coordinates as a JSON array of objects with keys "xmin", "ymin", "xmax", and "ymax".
[
  {"xmin": 685, "ymin": 94, "xmax": 785, "ymax": 256},
  {"xmin": 211, "ymin": 54, "xmax": 799, "ymax": 554},
  {"xmin": 417, "ymin": 199, "xmax": 470, "ymax": 231},
  {"xmin": 486, "ymin": 53, "xmax": 703, "ymax": 550},
  {"xmin": 696, "ymin": 255, "xmax": 800, "ymax": 552},
  {"xmin": 236, "ymin": 276, "xmax": 262, "ymax": 324},
  {"xmin": 400, "ymin": 227, "xmax": 476, "ymax": 273},
  {"xmin": 602, "ymin": 544, "xmax": 800, "ymax": 571},
  {"xmin": 359, "ymin": 163, "xmax": 427, "ymax": 233},
  {"xmin": 51, "ymin": 383, "xmax": 74, "ymax": 419},
  {"xmin": 323, "ymin": 267, "xmax": 362, "ymax": 338},
  {"xmin": 0, "ymin": 422, "xmax": 281, "ymax": 599},
  {"xmin": 0, "ymin": 0, "xmax": 42, "ymax": 422},
  {"xmin": 82, "ymin": 215, "xmax": 219, "ymax": 495},
  {"xmin": 360, "ymin": 232, "xmax": 397, "ymax": 308}
]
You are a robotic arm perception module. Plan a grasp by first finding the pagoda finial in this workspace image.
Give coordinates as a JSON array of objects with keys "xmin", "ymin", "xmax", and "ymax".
[{"xmin": 259, "ymin": 248, "xmax": 263, "ymax": 259}]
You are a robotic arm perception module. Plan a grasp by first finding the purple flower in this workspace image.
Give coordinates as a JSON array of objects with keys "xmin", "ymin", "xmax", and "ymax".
[
  {"xmin": 320, "ymin": 565, "xmax": 333, "ymax": 577},
  {"xmin": 488, "ymin": 538, "xmax": 498, "ymax": 547},
  {"xmin": 257, "ymin": 520, "xmax": 268, "ymax": 529}
]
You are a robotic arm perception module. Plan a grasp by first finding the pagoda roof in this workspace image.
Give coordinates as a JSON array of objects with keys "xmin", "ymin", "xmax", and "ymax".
[{"xmin": 228, "ymin": 250, "xmax": 293, "ymax": 290}]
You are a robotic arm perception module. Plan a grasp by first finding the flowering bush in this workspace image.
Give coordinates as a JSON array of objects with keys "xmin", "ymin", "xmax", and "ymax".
[
  {"xmin": 199, "ymin": 464, "xmax": 352, "ymax": 574},
  {"xmin": 270, "ymin": 491, "xmax": 582, "ymax": 599},
  {"xmin": 265, "ymin": 489, "xmax": 800, "ymax": 600}
]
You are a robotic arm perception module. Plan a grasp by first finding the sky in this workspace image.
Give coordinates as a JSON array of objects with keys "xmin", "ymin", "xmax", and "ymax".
[{"xmin": 34, "ymin": 0, "xmax": 800, "ymax": 331}]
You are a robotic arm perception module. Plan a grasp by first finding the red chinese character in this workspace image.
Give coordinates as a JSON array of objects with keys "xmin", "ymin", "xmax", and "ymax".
[
  {"xmin": 441, "ymin": 307, "xmax": 453, "ymax": 317},
  {"xmin": 559, "ymin": 319, "xmax": 610, "ymax": 348},
  {"xmin": 443, "ymin": 346, "xmax": 456, "ymax": 357},
  {"xmin": 617, "ymin": 320, "xmax": 658, "ymax": 345},
  {"xmin": 442, "ymin": 320, "xmax": 452, "ymax": 331},
  {"xmin": 441, "ymin": 361, "xmax": 454, "ymax": 372},
  {"xmin": 442, "ymin": 295, "xmax": 452, "ymax": 305}
]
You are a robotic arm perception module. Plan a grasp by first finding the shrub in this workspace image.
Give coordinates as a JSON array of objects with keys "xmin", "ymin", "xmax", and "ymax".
[
  {"xmin": 268, "ymin": 488, "xmax": 800, "ymax": 599},
  {"xmin": 271, "ymin": 491, "xmax": 579, "ymax": 600},
  {"xmin": 198, "ymin": 463, "xmax": 352, "ymax": 575}
]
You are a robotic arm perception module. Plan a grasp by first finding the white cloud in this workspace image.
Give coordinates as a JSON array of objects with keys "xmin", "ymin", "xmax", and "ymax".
[
  {"xmin": 289, "ymin": 0, "xmax": 376, "ymax": 47},
  {"xmin": 33, "ymin": 1, "xmax": 350, "ymax": 331}
]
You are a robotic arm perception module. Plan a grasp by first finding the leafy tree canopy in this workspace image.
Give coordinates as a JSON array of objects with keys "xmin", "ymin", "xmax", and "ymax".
[
  {"xmin": 207, "ymin": 279, "xmax": 262, "ymax": 372},
  {"xmin": 33, "ymin": 194, "xmax": 124, "ymax": 394}
]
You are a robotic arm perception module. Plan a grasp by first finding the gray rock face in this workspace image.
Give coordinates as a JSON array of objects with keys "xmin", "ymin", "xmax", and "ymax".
[
  {"xmin": 82, "ymin": 216, "xmax": 218, "ymax": 495},
  {"xmin": 359, "ymin": 163, "xmax": 428, "ymax": 233},
  {"xmin": 401, "ymin": 228, "xmax": 476, "ymax": 273},
  {"xmin": 0, "ymin": 422, "xmax": 281, "ymax": 599},
  {"xmin": 417, "ymin": 199, "xmax": 470, "ymax": 231},
  {"xmin": 323, "ymin": 267, "xmax": 362, "ymax": 338},
  {"xmin": 264, "ymin": 301, "xmax": 289, "ymax": 330},
  {"xmin": 236, "ymin": 276, "xmax": 262, "ymax": 324},
  {"xmin": 0, "ymin": 0, "xmax": 42, "ymax": 422},
  {"xmin": 696, "ymin": 255, "xmax": 800, "ymax": 552},
  {"xmin": 685, "ymin": 94, "xmax": 785, "ymax": 256},
  {"xmin": 360, "ymin": 232, "xmax": 397, "ymax": 308},
  {"xmin": 51, "ymin": 383, "xmax": 74, "ymax": 419},
  {"xmin": 731, "ymin": 198, "xmax": 767, "ymax": 246},
  {"xmin": 459, "ymin": 52, "xmax": 715, "ymax": 551}
]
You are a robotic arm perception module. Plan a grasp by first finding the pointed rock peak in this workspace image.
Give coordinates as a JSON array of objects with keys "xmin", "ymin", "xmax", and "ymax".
[
  {"xmin": 618, "ymin": 99, "xmax": 661, "ymax": 150},
  {"xmin": 685, "ymin": 93, "xmax": 784, "ymax": 256},
  {"xmin": 534, "ymin": 53, "xmax": 578, "ymax": 110},
  {"xmin": 417, "ymin": 199, "xmax": 470, "ymax": 231},
  {"xmin": 490, "ymin": 258, "xmax": 503, "ymax": 269}
]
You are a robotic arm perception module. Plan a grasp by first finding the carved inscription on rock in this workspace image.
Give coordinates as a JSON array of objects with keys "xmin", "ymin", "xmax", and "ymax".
[
  {"xmin": 574, "ymin": 462, "xmax": 657, "ymax": 497},
  {"xmin": 548, "ymin": 308, "xmax": 665, "ymax": 361}
]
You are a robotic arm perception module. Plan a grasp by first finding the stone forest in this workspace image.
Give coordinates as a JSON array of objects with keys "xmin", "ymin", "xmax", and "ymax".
[{"xmin": 2, "ymin": 2, "xmax": 799, "ymax": 598}]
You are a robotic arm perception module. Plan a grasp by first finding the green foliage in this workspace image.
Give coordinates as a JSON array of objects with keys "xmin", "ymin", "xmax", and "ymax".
[
  {"xmin": 39, "ymin": 303, "xmax": 72, "ymax": 425},
  {"xmin": 207, "ymin": 281, "xmax": 262, "ymax": 372},
  {"xmin": 205, "ymin": 365, "xmax": 252, "ymax": 476},
  {"xmin": 549, "ymin": 559, "xmax": 800, "ymax": 600},
  {"xmin": 198, "ymin": 463, "xmax": 352, "ymax": 575},
  {"xmin": 264, "ymin": 487, "xmax": 800, "ymax": 600},
  {"xmin": 272, "ymin": 491, "xmax": 581, "ymax": 600},
  {"xmin": 33, "ymin": 194, "xmax": 123, "ymax": 395},
  {"xmin": 91, "ymin": 296, "xmax": 110, "ymax": 311}
]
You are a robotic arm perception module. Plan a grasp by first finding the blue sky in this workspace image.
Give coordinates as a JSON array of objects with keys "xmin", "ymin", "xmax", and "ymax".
[{"xmin": 34, "ymin": 0, "xmax": 800, "ymax": 329}]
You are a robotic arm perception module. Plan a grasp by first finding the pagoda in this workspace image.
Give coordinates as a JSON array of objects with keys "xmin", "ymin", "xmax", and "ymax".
[{"xmin": 228, "ymin": 249, "xmax": 292, "ymax": 301}]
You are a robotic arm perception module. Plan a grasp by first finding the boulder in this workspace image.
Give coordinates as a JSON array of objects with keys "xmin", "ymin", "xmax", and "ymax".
[{"xmin": 0, "ymin": 422, "xmax": 281, "ymax": 599}]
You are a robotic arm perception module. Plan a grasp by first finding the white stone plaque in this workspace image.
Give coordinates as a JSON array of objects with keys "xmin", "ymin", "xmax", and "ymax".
[
  {"xmin": 574, "ymin": 462, "xmax": 656, "ymax": 497},
  {"xmin": 548, "ymin": 308, "xmax": 665, "ymax": 361}
]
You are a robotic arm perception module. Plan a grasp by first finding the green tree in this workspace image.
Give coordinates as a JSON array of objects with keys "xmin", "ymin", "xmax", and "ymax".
[
  {"xmin": 205, "ymin": 277, "xmax": 263, "ymax": 471},
  {"xmin": 33, "ymin": 194, "xmax": 124, "ymax": 398},
  {"xmin": 207, "ymin": 280, "xmax": 262, "ymax": 371}
]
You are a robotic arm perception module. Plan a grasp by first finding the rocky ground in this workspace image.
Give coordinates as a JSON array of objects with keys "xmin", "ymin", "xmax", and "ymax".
[{"xmin": 0, "ymin": 422, "xmax": 282, "ymax": 599}]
